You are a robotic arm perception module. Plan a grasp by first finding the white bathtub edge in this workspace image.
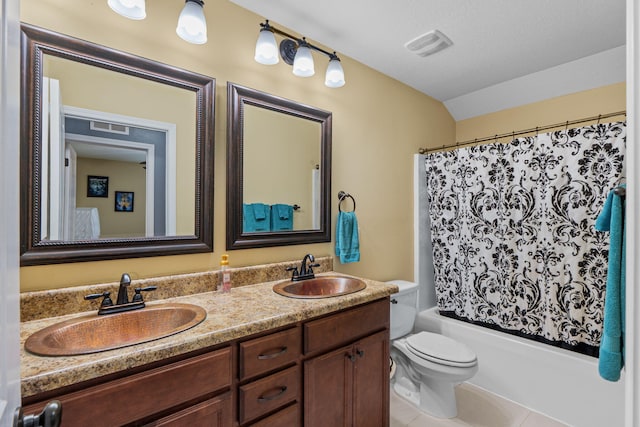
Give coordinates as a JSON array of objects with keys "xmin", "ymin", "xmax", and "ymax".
[{"xmin": 415, "ymin": 307, "xmax": 625, "ymax": 427}]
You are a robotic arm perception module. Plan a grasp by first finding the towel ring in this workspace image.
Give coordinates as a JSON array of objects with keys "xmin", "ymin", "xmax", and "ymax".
[{"xmin": 338, "ymin": 191, "xmax": 356, "ymax": 212}]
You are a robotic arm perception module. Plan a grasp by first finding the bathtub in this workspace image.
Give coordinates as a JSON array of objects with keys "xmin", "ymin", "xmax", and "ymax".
[{"xmin": 415, "ymin": 307, "xmax": 625, "ymax": 427}]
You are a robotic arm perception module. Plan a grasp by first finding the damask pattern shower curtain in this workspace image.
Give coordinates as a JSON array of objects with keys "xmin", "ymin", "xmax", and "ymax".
[{"xmin": 425, "ymin": 122, "xmax": 626, "ymax": 355}]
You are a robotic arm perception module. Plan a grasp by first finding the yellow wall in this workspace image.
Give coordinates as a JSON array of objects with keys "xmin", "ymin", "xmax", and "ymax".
[
  {"xmin": 20, "ymin": 0, "xmax": 454, "ymax": 291},
  {"xmin": 454, "ymin": 83, "xmax": 626, "ymax": 145}
]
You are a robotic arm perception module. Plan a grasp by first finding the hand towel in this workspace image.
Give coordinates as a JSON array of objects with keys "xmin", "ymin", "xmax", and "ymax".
[
  {"xmin": 595, "ymin": 186, "xmax": 626, "ymax": 382},
  {"xmin": 243, "ymin": 203, "xmax": 271, "ymax": 232},
  {"xmin": 270, "ymin": 204, "xmax": 294, "ymax": 231},
  {"xmin": 252, "ymin": 204, "xmax": 267, "ymax": 220},
  {"xmin": 335, "ymin": 211, "xmax": 360, "ymax": 263}
]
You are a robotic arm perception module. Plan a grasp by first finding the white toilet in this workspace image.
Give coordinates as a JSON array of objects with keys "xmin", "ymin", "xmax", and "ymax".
[{"xmin": 388, "ymin": 280, "xmax": 478, "ymax": 418}]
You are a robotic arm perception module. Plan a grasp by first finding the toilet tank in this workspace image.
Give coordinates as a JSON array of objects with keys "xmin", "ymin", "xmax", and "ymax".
[{"xmin": 387, "ymin": 280, "xmax": 418, "ymax": 340}]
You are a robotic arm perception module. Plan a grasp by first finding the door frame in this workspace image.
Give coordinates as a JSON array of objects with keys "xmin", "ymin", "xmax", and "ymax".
[
  {"xmin": 0, "ymin": 0, "xmax": 22, "ymax": 424},
  {"xmin": 65, "ymin": 134, "xmax": 156, "ymax": 237},
  {"xmin": 63, "ymin": 106, "xmax": 177, "ymax": 235}
]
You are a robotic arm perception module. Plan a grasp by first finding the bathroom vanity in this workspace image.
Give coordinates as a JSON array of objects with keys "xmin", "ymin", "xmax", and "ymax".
[{"xmin": 20, "ymin": 272, "xmax": 396, "ymax": 426}]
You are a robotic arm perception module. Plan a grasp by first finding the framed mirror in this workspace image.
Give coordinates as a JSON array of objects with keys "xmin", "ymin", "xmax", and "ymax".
[
  {"xmin": 226, "ymin": 83, "xmax": 332, "ymax": 249},
  {"xmin": 20, "ymin": 24, "xmax": 215, "ymax": 265}
]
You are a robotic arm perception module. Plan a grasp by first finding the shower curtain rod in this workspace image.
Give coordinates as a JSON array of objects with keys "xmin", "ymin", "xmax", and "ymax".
[{"xmin": 418, "ymin": 110, "xmax": 626, "ymax": 154}]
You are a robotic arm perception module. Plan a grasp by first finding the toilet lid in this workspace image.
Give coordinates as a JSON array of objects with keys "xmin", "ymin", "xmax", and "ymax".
[{"xmin": 406, "ymin": 332, "xmax": 477, "ymax": 367}]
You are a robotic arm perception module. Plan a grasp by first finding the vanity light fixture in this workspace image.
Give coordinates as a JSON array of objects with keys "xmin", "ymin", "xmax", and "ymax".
[
  {"xmin": 108, "ymin": 0, "xmax": 207, "ymax": 44},
  {"xmin": 254, "ymin": 20, "xmax": 346, "ymax": 88}
]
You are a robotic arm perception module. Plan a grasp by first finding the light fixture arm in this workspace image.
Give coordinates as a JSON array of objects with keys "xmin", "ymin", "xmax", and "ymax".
[{"xmin": 260, "ymin": 20, "xmax": 339, "ymax": 61}]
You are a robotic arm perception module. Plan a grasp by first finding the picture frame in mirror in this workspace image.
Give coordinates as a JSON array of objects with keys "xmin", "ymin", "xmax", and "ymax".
[
  {"xmin": 115, "ymin": 191, "xmax": 134, "ymax": 212},
  {"xmin": 87, "ymin": 175, "xmax": 108, "ymax": 198}
]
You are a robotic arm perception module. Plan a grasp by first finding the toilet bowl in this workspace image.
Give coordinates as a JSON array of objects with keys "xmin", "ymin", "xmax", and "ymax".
[{"xmin": 388, "ymin": 280, "xmax": 478, "ymax": 418}]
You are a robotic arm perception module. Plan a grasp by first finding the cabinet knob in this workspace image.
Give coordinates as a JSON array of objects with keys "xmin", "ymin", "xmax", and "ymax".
[
  {"xmin": 346, "ymin": 353, "xmax": 356, "ymax": 362},
  {"xmin": 356, "ymin": 349, "xmax": 365, "ymax": 358}
]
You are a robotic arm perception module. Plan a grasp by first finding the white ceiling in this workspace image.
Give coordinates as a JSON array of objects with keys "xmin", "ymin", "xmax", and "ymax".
[{"xmin": 228, "ymin": 0, "xmax": 626, "ymax": 120}]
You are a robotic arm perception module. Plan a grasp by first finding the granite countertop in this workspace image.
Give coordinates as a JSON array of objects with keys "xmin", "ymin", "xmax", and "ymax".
[{"xmin": 20, "ymin": 273, "xmax": 398, "ymax": 398}]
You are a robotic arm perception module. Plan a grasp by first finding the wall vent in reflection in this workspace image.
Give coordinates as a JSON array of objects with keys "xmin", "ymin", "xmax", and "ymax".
[{"xmin": 90, "ymin": 120, "xmax": 130, "ymax": 135}]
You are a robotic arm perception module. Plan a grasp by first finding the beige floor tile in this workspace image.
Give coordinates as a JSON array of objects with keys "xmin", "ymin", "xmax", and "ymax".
[
  {"xmin": 391, "ymin": 382, "xmax": 564, "ymax": 427},
  {"xmin": 520, "ymin": 411, "xmax": 569, "ymax": 427},
  {"xmin": 407, "ymin": 412, "xmax": 473, "ymax": 427},
  {"xmin": 391, "ymin": 389, "xmax": 421, "ymax": 427}
]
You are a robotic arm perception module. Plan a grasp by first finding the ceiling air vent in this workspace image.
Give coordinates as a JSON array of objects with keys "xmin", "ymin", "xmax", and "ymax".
[{"xmin": 405, "ymin": 30, "xmax": 453, "ymax": 57}]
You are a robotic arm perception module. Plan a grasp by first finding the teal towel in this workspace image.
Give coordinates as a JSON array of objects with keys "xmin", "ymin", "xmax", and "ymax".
[
  {"xmin": 595, "ymin": 185, "xmax": 626, "ymax": 382},
  {"xmin": 270, "ymin": 204, "xmax": 294, "ymax": 231},
  {"xmin": 243, "ymin": 203, "xmax": 271, "ymax": 232},
  {"xmin": 335, "ymin": 211, "xmax": 360, "ymax": 264}
]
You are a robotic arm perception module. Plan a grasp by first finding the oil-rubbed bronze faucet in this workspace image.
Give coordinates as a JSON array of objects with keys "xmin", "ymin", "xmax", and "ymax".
[
  {"xmin": 84, "ymin": 273, "xmax": 156, "ymax": 315},
  {"xmin": 287, "ymin": 254, "xmax": 320, "ymax": 282}
]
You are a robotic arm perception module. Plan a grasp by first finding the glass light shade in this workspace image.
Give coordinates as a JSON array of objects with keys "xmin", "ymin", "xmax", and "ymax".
[
  {"xmin": 293, "ymin": 44, "xmax": 315, "ymax": 77},
  {"xmin": 108, "ymin": 0, "xmax": 146, "ymax": 20},
  {"xmin": 254, "ymin": 29, "xmax": 279, "ymax": 65},
  {"xmin": 176, "ymin": 0, "xmax": 207, "ymax": 45},
  {"xmin": 325, "ymin": 58, "xmax": 345, "ymax": 88}
]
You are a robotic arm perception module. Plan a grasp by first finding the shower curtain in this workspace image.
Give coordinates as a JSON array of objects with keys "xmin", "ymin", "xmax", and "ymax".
[{"xmin": 425, "ymin": 122, "xmax": 626, "ymax": 355}]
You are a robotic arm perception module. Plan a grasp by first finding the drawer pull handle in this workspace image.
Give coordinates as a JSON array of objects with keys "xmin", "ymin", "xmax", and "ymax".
[
  {"xmin": 257, "ymin": 346, "xmax": 288, "ymax": 360},
  {"xmin": 257, "ymin": 386, "xmax": 288, "ymax": 402}
]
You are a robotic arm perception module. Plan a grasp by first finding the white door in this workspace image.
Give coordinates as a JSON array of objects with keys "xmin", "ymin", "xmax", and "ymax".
[
  {"xmin": 0, "ymin": 0, "xmax": 22, "ymax": 424},
  {"xmin": 43, "ymin": 77, "xmax": 65, "ymax": 241}
]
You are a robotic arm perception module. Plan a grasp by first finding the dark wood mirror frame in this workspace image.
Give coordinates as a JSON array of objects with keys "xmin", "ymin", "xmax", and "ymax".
[
  {"xmin": 226, "ymin": 83, "xmax": 332, "ymax": 249},
  {"xmin": 20, "ymin": 24, "xmax": 215, "ymax": 265}
]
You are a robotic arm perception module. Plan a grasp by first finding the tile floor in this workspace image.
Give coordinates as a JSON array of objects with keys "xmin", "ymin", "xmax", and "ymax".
[{"xmin": 390, "ymin": 382, "xmax": 569, "ymax": 427}]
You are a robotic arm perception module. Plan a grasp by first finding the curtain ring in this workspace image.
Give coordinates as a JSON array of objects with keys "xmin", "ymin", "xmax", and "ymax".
[
  {"xmin": 564, "ymin": 120, "xmax": 569, "ymax": 131},
  {"xmin": 535, "ymin": 126, "xmax": 539, "ymax": 136},
  {"xmin": 597, "ymin": 114, "xmax": 602, "ymax": 125},
  {"xmin": 494, "ymin": 134, "xmax": 498, "ymax": 143}
]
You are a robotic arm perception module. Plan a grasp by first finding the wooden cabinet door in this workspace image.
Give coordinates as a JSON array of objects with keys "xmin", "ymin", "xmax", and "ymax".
[
  {"xmin": 304, "ymin": 343, "xmax": 353, "ymax": 427},
  {"xmin": 352, "ymin": 330, "xmax": 389, "ymax": 427}
]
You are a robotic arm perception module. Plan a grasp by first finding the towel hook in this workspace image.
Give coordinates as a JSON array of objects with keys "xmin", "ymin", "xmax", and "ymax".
[{"xmin": 338, "ymin": 191, "xmax": 356, "ymax": 212}]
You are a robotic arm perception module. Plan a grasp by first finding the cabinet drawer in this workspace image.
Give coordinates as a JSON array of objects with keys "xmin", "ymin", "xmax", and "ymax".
[
  {"xmin": 304, "ymin": 298, "xmax": 389, "ymax": 354},
  {"xmin": 248, "ymin": 403, "xmax": 300, "ymax": 427},
  {"xmin": 145, "ymin": 392, "xmax": 233, "ymax": 427},
  {"xmin": 239, "ymin": 366, "xmax": 300, "ymax": 425},
  {"xmin": 25, "ymin": 347, "xmax": 232, "ymax": 427},
  {"xmin": 240, "ymin": 327, "xmax": 301, "ymax": 381}
]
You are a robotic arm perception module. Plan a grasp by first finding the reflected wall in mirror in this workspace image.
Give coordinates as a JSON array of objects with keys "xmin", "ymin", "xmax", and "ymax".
[
  {"xmin": 20, "ymin": 24, "xmax": 215, "ymax": 265},
  {"xmin": 226, "ymin": 83, "xmax": 332, "ymax": 249}
]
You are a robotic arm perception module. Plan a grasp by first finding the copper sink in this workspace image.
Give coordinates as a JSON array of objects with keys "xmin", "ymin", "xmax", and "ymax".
[
  {"xmin": 25, "ymin": 303, "xmax": 206, "ymax": 356},
  {"xmin": 273, "ymin": 276, "xmax": 366, "ymax": 299}
]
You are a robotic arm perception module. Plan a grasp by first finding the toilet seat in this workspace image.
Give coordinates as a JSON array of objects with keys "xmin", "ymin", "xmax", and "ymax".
[{"xmin": 406, "ymin": 332, "xmax": 477, "ymax": 368}]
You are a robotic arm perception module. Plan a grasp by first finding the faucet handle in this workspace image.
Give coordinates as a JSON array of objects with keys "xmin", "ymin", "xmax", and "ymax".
[
  {"xmin": 84, "ymin": 291, "xmax": 113, "ymax": 308},
  {"xmin": 132, "ymin": 286, "xmax": 157, "ymax": 303},
  {"xmin": 286, "ymin": 266, "xmax": 299, "ymax": 280},
  {"xmin": 307, "ymin": 263, "xmax": 320, "ymax": 276}
]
